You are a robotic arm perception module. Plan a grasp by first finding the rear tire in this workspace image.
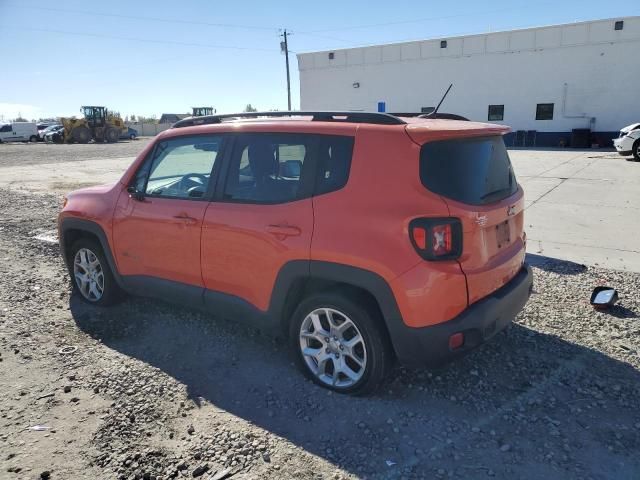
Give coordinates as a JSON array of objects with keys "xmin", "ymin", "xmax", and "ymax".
[
  {"xmin": 29, "ymin": 135, "xmax": 38, "ymax": 142},
  {"xmin": 68, "ymin": 238, "xmax": 122, "ymax": 306},
  {"xmin": 289, "ymin": 291, "xmax": 392, "ymax": 395},
  {"xmin": 633, "ymin": 140, "xmax": 640, "ymax": 161},
  {"xmin": 72, "ymin": 126, "xmax": 91, "ymax": 144}
]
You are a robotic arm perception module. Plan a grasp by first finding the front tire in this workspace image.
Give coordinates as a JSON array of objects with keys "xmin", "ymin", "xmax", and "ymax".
[
  {"xmin": 72, "ymin": 126, "xmax": 91, "ymax": 144},
  {"xmin": 290, "ymin": 292, "xmax": 392, "ymax": 395},
  {"xmin": 68, "ymin": 238, "xmax": 121, "ymax": 306},
  {"xmin": 633, "ymin": 140, "xmax": 640, "ymax": 161}
]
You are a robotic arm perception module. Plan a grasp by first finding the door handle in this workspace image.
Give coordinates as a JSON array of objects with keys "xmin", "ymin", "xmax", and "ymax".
[
  {"xmin": 173, "ymin": 214, "xmax": 198, "ymax": 225},
  {"xmin": 265, "ymin": 224, "xmax": 301, "ymax": 237}
]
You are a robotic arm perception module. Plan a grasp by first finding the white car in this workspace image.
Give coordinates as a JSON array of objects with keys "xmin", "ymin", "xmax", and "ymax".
[
  {"xmin": 613, "ymin": 123, "xmax": 640, "ymax": 161},
  {"xmin": 37, "ymin": 123, "xmax": 54, "ymax": 140},
  {"xmin": 44, "ymin": 125, "xmax": 65, "ymax": 143},
  {"xmin": 40, "ymin": 124, "xmax": 62, "ymax": 140}
]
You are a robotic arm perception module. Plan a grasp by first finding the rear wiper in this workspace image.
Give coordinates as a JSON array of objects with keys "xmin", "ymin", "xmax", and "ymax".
[{"xmin": 480, "ymin": 187, "xmax": 512, "ymax": 200}]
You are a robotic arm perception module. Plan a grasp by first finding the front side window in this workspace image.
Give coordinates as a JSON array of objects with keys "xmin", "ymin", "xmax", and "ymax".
[
  {"xmin": 488, "ymin": 105, "xmax": 504, "ymax": 121},
  {"xmin": 536, "ymin": 103, "xmax": 554, "ymax": 120},
  {"xmin": 142, "ymin": 135, "xmax": 223, "ymax": 199},
  {"xmin": 224, "ymin": 134, "xmax": 312, "ymax": 204},
  {"xmin": 0, "ymin": 124, "xmax": 11, "ymax": 133}
]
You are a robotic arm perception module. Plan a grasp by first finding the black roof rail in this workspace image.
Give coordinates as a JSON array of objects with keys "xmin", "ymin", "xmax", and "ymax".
[{"xmin": 171, "ymin": 111, "xmax": 407, "ymax": 128}]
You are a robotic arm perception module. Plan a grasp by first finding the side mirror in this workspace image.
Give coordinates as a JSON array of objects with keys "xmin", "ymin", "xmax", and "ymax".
[
  {"xmin": 590, "ymin": 286, "xmax": 618, "ymax": 310},
  {"xmin": 127, "ymin": 185, "xmax": 145, "ymax": 201},
  {"xmin": 280, "ymin": 159, "xmax": 302, "ymax": 177}
]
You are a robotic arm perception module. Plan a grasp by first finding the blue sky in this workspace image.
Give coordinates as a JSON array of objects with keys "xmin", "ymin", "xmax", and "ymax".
[{"xmin": 1, "ymin": 0, "xmax": 638, "ymax": 120}]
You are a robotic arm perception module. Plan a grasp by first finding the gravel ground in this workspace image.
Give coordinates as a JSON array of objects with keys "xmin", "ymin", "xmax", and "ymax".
[
  {"xmin": 0, "ymin": 140, "xmax": 149, "ymax": 167},
  {"xmin": 0, "ymin": 186, "xmax": 639, "ymax": 479}
]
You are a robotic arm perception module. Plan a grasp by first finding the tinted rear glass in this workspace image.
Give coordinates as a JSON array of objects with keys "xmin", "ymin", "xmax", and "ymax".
[{"xmin": 420, "ymin": 136, "xmax": 517, "ymax": 205}]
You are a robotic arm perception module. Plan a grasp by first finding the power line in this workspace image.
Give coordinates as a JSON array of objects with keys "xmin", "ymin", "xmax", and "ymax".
[
  {"xmin": 4, "ymin": 3, "xmax": 280, "ymax": 32},
  {"xmin": 295, "ymin": 15, "xmax": 609, "ymax": 53},
  {"xmin": 294, "ymin": 31, "xmax": 354, "ymax": 45},
  {"xmin": 299, "ymin": 2, "xmax": 556, "ymax": 34},
  {"xmin": 0, "ymin": 25, "xmax": 278, "ymax": 52}
]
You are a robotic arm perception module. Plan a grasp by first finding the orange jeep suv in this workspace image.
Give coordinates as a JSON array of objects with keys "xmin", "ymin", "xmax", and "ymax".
[{"xmin": 58, "ymin": 111, "xmax": 533, "ymax": 395}]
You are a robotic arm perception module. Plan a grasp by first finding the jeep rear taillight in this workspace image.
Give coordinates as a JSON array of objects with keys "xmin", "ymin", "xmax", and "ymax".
[{"xmin": 410, "ymin": 218, "xmax": 462, "ymax": 261}]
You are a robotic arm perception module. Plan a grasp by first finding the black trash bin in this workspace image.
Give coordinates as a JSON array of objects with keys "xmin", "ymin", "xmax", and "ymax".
[{"xmin": 571, "ymin": 129, "xmax": 591, "ymax": 148}]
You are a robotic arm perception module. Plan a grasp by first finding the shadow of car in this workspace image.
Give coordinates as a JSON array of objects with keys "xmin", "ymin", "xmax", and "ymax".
[{"xmin": 69, "ymin": 259, "xmax": 640, "ymax": 479}]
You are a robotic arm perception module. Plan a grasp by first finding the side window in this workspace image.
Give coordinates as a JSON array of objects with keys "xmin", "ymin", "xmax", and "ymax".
[
  {"xmin": 223, "ymin": 134, "xmax": 310, "ymax": 204},
  {"xmin": 315, "ymin": 136, "xmax": 354, "ymax": 195},
  {"xmin": 0, "ymin": 124, "xmax": 12, "ymax": 133},
  {"xmin": 142, "ymin": 135, "xmax": 222, "ymax": 199}
]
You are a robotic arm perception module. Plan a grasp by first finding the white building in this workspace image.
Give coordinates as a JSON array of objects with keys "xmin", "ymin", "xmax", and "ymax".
[{"xmin": 297, "ymin": 17, "xmax": 640, "ymax": 146}]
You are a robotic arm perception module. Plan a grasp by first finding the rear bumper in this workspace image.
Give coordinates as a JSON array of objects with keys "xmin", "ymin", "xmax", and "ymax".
[{"xmin": 393, "ymin": 264, "xmax": 533, "ymax": 366}]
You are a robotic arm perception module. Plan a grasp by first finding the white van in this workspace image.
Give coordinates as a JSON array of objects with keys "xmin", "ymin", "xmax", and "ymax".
[{"xmin": 0, "ymin": 122, "xmax": 39, "ymax": 143}]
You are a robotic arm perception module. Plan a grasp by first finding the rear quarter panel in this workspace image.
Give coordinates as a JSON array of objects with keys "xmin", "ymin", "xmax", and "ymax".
[{"xmin": 311, "ymin": 126, "xmax": 468, "ymax": 327}]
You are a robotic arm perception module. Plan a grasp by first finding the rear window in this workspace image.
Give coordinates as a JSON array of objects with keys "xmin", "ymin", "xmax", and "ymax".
[{"xmin": 420, "ymin": 136, "xmax": 517, "ymax": 205}]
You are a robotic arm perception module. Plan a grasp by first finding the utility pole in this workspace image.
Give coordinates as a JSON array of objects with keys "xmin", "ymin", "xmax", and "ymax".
[{"xmin": 280, "ymin": 29, "xmax": 292, "ymax": 111}]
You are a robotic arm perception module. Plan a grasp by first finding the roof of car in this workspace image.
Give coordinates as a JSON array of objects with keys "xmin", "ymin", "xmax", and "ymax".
[{"xmin": 158, "ymin": 112, "xmax": 510, "ymax": 143}]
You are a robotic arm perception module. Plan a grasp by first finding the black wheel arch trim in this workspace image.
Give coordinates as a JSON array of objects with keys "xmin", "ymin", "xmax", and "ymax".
[
  {"xmin": 59, "ymin": 217, "xmax": 125, "ymax": 289},
  {"xmin": 269, "ymin": 260, "xmax": 407, "ymax": 355}
]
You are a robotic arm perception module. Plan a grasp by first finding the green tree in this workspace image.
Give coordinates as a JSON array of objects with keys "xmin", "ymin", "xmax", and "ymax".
[
  {"xmin": 244, "ymin": 104, "xmax": 258, "ymax": 112},
  {"xmin": 130, "ymin": 114, "xmax": 137, "ymax": 122},
  {"xmin": 134, "ymin": 114, "xmax": 158, "ymax": 124}
]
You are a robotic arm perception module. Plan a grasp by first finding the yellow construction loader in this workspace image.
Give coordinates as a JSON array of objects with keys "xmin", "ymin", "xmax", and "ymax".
[
  {"xmin": 192, "ymin": 107, "xmax": 215, "ymax": 117},
  {"xmin": 61, "ymin": 106, "xmax": 125, "ymax": 143}
]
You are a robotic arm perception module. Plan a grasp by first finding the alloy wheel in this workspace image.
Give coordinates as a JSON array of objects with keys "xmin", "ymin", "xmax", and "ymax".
[
  {"xmin": 73, "ymin": 248, "xmax": 104, "ymax": 301},
  {"xmin": 299, "ymin": 307, "xmax": 367, "ymax": 388}
]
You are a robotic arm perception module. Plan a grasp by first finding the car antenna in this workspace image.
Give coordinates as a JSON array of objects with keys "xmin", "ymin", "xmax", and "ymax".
[{"xmin": 427, "ymin": 83, "xmax": 453, "ymax": 117}]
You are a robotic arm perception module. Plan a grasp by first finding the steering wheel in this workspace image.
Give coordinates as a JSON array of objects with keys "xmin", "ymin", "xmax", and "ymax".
[{"xmin": 178, "ymin": 173, "xmax": 208, "ymax": 195}]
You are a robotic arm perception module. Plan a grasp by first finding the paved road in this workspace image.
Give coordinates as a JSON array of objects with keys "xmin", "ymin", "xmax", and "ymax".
[
  {"xmin": 512, "ymin": 149, "xmax": 640, "ymax": 272},
  {"xmin": 1, "ymin": 141, "xmax": 638, "ymax": 271}
]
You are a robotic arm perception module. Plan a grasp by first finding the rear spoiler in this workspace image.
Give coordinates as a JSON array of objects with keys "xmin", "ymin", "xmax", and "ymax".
[
  {"xmin": 405, "ymin": 122, "xmax": 511, "ymax": 145},
  {"xmin": 391, "ymin": 112, "xmax": 470, "ymax": 121}
]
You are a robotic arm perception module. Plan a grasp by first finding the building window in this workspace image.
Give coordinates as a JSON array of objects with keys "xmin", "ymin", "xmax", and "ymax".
[
  {"xmin": 440, "ymin": 40, "xmax": 447, "ymax": 48},
  {"xmin": 614, "ymin": 20, "xmax": 624, "ymax": 31},
  {"xmin": 536, "ymin": 103, "xmax": 554, "ymax": 120},
  {"xmin": 488, "ymin": 105, "xmax": 504, "ymax": 121},
  {"xmin": 328, "ymin": 52, "xmax": 335, "ymax": 59}
]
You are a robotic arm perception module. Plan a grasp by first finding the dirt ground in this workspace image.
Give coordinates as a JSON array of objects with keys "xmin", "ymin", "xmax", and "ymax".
[{"xmin": 0, "ymin": 142, "xmax": 639, "ymax": 480}]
